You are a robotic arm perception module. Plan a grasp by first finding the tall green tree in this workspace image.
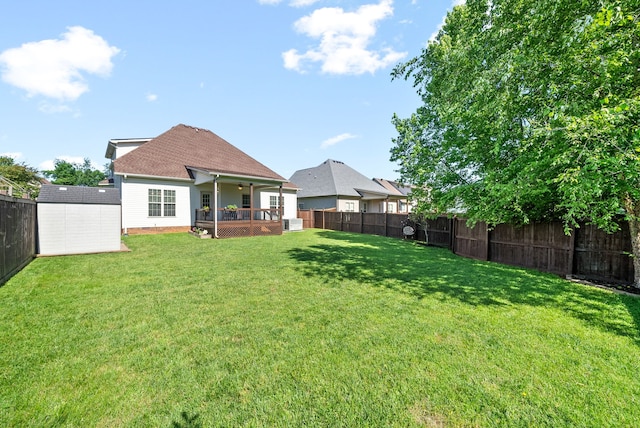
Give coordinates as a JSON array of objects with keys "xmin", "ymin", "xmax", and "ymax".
[
  {"xmin": 43, "ymin": 158, "xmax": 106, "ymax": 187},
  {"xmin": 391, "ymin": 0, "xmax": 640, "ymax": 285},
  {"xmin": 0, "ymin": 156, "xmax": 42, "ymax": 198}
]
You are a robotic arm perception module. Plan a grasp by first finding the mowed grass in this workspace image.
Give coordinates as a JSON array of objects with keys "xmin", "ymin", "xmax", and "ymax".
[{"xmin": 1, "ymin": 229, "xmax": 640, "ymax": 427}]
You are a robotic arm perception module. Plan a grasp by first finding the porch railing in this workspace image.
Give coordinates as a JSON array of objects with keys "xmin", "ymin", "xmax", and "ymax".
[{"xmin": 195, "ymin": 208, "xmax": 281, "ymax": 222}]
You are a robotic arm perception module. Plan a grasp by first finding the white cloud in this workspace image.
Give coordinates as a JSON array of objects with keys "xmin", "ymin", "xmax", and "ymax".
[
  {"xmin": 38, "ymin": 102, "xmax": 73, "ymax": 114},
  {"xmin": 1, "ymin": 152, "xmax": 22, "ymax": 160},
  {"xmin": 0, "ymin": 26, "xmax": 120, "ymax": 101},
  {"xmin": 39, "ymin": 155, "xmax": 91, "ymax": 172},
  {"xmin": 146, "ymin": 93, "xmax": 158, "ymax": 102},
  {"xmin": 320, "ymin": 133, "xmax": 357, "ymax": 149},
  {"xmin": 290, "ymin": 0, "xmax": 322, "ymax": 6},
  {"xmin": 258, "ymin": 0, "xmax": 319, "ymax": 5},
  {"xmin": 282, "ymin": 0, "xmax": 407, "ymax": 75}
]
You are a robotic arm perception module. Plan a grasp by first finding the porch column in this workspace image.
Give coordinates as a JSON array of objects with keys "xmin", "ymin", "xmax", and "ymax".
[
  {"xmin": 279, "ymin": 185, "xmax": 283, "ymax": 219},
  {"xmin": 213, "ymin": 177, "xmax": 218, "ymax": 238},
  {"xmin": 250, "ymin": 183, "xmax": 254, "ymax": 236}
]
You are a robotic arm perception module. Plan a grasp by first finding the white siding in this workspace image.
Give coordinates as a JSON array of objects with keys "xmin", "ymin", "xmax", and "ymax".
[
  {"xmin": 38, "ymin": 204, "xmax": 121, "ymax": 255},
  {"xmin": 121, "ymin": 177, "xmax": 193, "ymax": 230},
  {"xmin": 337, "ymin": 198, "xmax": 360, "ymax": 212},
  {"xmin": 259, "ymin": 189, "xmax": 298, "ymax": 219},
  {"xmin": 114, "ymin": 141, "xmax": 148, "ymax": 159}
]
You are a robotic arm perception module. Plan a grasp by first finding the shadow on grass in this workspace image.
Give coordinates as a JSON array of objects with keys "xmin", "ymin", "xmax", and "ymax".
[
  {"xmin": 170, "ymin": 411, "xmax": 201, "ymax": 428},
  {"xmin": 288, "ymin": 230, "xmax": 640, "ymax": 343}
]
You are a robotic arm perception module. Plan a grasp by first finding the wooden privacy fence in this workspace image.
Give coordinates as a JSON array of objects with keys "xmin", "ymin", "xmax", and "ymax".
[
  {"xmin": 306, "ymin": 210, "xmax": 407, "ymax": 239},
  {"xmin": 0, "ymin": 194, "xmax": 36, "ymax": 285},
  {"xmin": 303, "ymin": 210, "xmax": 635, "ymax": 284}
]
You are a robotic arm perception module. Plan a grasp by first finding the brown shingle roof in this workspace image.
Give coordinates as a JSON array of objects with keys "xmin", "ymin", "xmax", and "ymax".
[{"xmin": 113, "ymin": 124, "xmax": 286, "ymax": 182}]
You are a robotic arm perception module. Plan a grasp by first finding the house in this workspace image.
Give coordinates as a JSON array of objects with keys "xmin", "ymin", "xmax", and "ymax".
[
  {"xmin": 37, "ymin": 185, "xmax": 121, "ymax": 255},
  {"xmin": 289, "ymin": 159, "xmax": 407, "ymax": 213},
  {"xmin": 106, "ymin": 124, "xmax": 297, "ymax": 238},
  {"xmin": 372, "ymin": 178, "xmax": 414, "ymax": 213}
]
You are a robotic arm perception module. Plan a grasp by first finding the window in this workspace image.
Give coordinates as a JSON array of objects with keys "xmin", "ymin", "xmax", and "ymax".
[
  {"xmin": 148, "ymin": 189, "xmax": 161, "ymax": 217},
  {"xmin": 345, "ymin": 201, "xmax": 355, "ymax": 212},
  {"xmin": 362, "ymin": 202, "xmax": 368, "ymax": 213},
  {"xmin": 164, "ymin": 190, "xmax": 176, "ymax": 216},
  {"xmin": 242, "ymin": 194, "xmax": 250, "ymax": 208},
  {"xmin": 270, "ymin": 195, "xmax": 284, "ymax": 212},
  {"xmin": 148, "ymin": 188, "xmax": 176, "ymax": 217},
  {"xmin": 270, "ymin": 195, "xmax": 278, "ymax": 209},
  {"xmin": 201, "ymin": 192, "xmax": 211, "ymax": 209},
  {"xmin": 387, "ymin": 202, "xmax": 396, "ymax": 213}
]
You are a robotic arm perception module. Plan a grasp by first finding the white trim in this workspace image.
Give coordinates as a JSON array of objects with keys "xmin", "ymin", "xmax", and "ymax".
[
  {"xmin": 115, "ymin": 172, "xmax": 193, "ymax": 183},
  {"xmin": 187, "ymin": 167, "xmax": 288, "ymax": 186}
]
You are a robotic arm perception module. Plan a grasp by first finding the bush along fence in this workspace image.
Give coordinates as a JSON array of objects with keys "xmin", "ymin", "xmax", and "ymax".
[
  {"xmin": 0, "ymin": 194, "xmax": 37, "ymax": 285},
  {"xmin": 299, "ymin": 210, "xmax": 634, "ymax": 285}
]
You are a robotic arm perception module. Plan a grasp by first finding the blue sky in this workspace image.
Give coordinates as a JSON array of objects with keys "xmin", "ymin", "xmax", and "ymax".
[{"xmin": 0, "ymin": 0, "xmax": 459, "ymax": 181}]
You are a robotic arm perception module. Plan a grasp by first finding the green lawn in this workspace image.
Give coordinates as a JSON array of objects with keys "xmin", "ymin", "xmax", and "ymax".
[{"xmin": 1, "ymin": 229, "xmax": 639, "ymax": 427}]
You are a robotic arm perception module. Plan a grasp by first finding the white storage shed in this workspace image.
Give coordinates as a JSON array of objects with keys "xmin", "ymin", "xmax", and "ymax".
[{"xmin": 37, "ymin": 185, "xmax": 121, "ymax": 256}]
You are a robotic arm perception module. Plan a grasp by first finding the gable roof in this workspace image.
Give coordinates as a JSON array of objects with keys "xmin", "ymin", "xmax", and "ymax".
[
  {"xmin": 373, "ymin": 178, "xmax": 412, "ymax": 197},
  {"xmin": 289, "ymin": 159, "xmax": 392, "ymax": 199},
  {"xmin": 112, "ymin": 124, "xmax": 286, "ymax": 182},
  {"xmin": 38, "ymin": 185, "xmax": 120, "ymax": 205}
]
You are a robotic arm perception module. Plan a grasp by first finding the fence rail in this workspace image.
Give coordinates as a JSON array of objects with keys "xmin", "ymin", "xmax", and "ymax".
[
  {"xmin": 1, "ymin": 194, "xmax": 36, "ymax": 285},
  {"xmin": 302, "ymin": 210, "xmax": 635, "ymax": 285}
]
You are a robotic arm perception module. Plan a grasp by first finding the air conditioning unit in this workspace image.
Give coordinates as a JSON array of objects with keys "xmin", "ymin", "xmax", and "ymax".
[{"xmin": 283, "ymin": 218, "xmax": 303, "ymax": 231}]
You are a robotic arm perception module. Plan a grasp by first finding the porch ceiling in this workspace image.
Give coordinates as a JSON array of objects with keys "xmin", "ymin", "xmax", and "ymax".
[{"xmin": 190, "ymin": 168, "xmax": 285, "ymax": 189}]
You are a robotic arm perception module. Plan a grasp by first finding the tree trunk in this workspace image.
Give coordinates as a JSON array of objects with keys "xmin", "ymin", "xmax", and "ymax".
[{"xmin": 625, "ymin": 197, "xmax": 640, "ymax": 288}]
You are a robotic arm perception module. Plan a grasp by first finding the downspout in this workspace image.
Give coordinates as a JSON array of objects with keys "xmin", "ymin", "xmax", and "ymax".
[{"xmin": 213, "ymin": 175, "xmax": 219, "ymax": 238}]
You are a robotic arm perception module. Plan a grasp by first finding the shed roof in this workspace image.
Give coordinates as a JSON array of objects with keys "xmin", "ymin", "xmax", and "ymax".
[{"xmin": 38, "ymin": 185, "xmax": 121, "ymax": 205}]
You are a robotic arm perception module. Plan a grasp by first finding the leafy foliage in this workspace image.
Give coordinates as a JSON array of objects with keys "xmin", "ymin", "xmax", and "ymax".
[
  {"xmin": 391, "ymin": 0, "xmax": 639, "ymax": 229},
  {"xmin": 43, "ymin": 158, "xmax": 106, "ymax": 187},
  {"xmin": 0, "ymin": 156, "xmax": 42, "ymax": 198},
  {"xmin": 391, "ymin": 0, "xmax": 640, "ymax": 284}
]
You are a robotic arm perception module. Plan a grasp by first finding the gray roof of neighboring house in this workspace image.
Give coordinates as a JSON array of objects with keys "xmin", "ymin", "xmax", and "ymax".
[
  {"xmin": 289, "ymin": 159, "xmax": 392, "ymax": 198},
  {"xmin": 37, "ymin": 185, "xmax": 121, "ymax": 205},
  {"xmin": 373, "ymin": 178, "xmax": 413, "ymax": 197}
]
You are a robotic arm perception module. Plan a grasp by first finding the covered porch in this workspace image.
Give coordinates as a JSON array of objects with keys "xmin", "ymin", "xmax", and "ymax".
[
  {"xmin": 194, "ymin": 207, "xmax": 282, "ymax": 238},
  {"xmin": 191, "ymin": 167, "xmax": 285, "ymax": 239}
]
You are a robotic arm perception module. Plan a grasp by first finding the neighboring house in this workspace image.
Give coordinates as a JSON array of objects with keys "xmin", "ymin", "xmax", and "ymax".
[
  {"xmin": 106, "ymin": 124, "xmax": 297, "ymax": 238},
  {"xmin": 372, "ymin": 178, "xmax": 414, "ymax": 213},
  {"xmin": 289, "ymin": 159, "xmax": 405, "ymax": 213},
  {"xmin": 37, "ymin": 185, "xmax": 121, "ymax": 255}
]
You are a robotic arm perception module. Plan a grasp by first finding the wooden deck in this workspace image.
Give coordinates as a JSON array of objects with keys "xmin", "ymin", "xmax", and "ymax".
[{"xmin": 194, "ymin": 208, "xmax": 282, "ymax": 238}]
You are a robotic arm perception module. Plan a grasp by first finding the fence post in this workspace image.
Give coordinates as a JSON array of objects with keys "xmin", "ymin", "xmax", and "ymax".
[
  {"xmin": 385, "ymin": 212, "xmax": 388, "ymax": 237},
  {"xmin": 486, "ymin": 225, "xmax": 491, "ymax": 261},
  {"xmin": 567, "ymin": 227, "xmax": 576, "ymax": 279},
  {"xmin": 449, "ymin": 217, "xmax": 454, "ymax": 251}
]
